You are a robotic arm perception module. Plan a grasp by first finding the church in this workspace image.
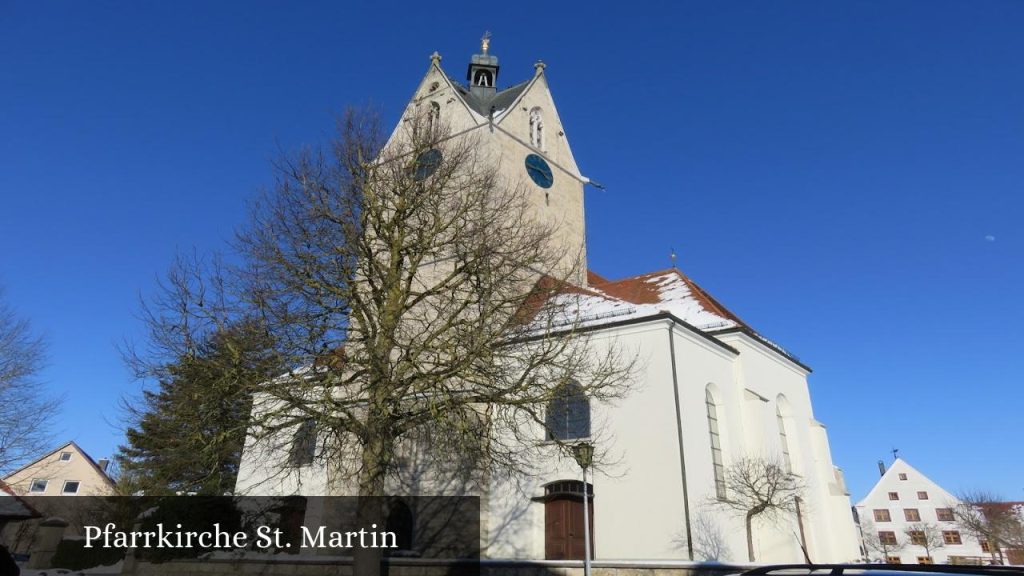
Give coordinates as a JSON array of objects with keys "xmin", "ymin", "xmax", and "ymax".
[{"xmin": 235, "ymin": 39, "xmax": 862, "ymax": 564}]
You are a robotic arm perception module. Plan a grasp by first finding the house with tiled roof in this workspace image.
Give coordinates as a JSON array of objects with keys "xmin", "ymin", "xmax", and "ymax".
[
  {"xmin": 1, "ymin": 441, "xmax": 115, "ymax": 497},
  {"xmin": 235, "ymin": 39, "xmax": 861, "ymax": 564},
  {"xmin": 856, "ymin": 458, "xmax": 1023, "ymax": 565}
]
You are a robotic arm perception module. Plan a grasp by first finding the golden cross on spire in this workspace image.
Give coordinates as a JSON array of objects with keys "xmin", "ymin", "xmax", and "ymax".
[{"xmin": 481, "ymin": 31, "xmax": 492, "ymax": 54}]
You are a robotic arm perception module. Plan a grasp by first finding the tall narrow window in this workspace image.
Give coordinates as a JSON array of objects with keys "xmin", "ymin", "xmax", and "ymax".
[
  {"xmin": 546, "ymin": 382, "xmax": 590, "ymax": 441},
  {"xmin": 289, "ymin": 419, "xmax": 317, "ymax": 467},
  {"xmin": 529, "ymin": 107, "xmax": 545, "ymax": 150},
  {"xmin": 428, "ymin": 101, "xmax": 440, "ymax": 134},
  {"xmin": 706, "ymin": 387, "xmax": 726, "ymax": 499},
  {"xmin": 776, "ymin": 404, "xmax": 792, "ymax": 473}
]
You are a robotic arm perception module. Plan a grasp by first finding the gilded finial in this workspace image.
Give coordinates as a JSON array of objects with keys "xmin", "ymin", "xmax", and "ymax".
[{"xmin": 481, "ymin": 31, "xmax": 491, "ymax": 54}]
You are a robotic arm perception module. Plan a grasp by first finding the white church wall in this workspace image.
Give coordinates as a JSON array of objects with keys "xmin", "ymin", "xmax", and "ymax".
[{"xmin": 714, "ymin": 332, "xmax": 861, "ymax": 562}]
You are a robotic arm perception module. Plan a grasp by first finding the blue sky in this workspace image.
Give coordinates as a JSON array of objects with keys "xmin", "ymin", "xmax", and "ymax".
[{"xmin": 2, "ymin": 1, "xmax": 1022, "ymax": 501}]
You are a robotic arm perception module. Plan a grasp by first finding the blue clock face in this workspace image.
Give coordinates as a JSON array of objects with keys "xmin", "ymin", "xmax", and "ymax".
[
  {"xmin": 525, "ymin": 154, "xmax": 554, "ymax": 189},
  {"xmin": 413, "ymin": 149, "xmax": 443, "ymax": 181}
]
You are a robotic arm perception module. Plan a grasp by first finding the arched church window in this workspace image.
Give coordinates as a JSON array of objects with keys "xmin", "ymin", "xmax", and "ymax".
[
  {"xmin": 529, "ymin": 107, "xmax": 545, "ymax": 150},
  {"xmin": 546, "ymin": 381, "xmax": 590, "ymax": 441},
  {"xmin": 288, "ymin": 419, "xmax": 317, "ymax": 467},
  {"xmin": 776, "ymin": 396, "xmax": 793, "ymax": 474},
  {"xmin": 705, "ymin": 386, "xmax": 726, "ymax": 499}
]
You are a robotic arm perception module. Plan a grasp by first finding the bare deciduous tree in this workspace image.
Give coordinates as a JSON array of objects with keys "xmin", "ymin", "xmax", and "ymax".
[
  {"xmin": 235, "ymin": 109, "xmax": 634, "ymax": 570},
  {"xmin": 0, "ymin": 287, "xmax": 59, "ymax": 474},
  {"xmin": 904, "ymin": 522, "xmax": 944, "ymax": 561},
  {"xmin": 714, "ymin": 456, "xmax": 804, "ymax": 562},
  {"xmin": 953, "ymin": 491, "xmax": 1024, "ymax": 563},
  {"xmin": 860, "ymin": 519, "xmax": 906, "ymax": 562}
]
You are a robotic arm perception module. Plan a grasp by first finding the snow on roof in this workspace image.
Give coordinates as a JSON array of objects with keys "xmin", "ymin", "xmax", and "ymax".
[
  {"xmin": 528, "ymin": 268, "xmax": 803, "ymax": 367},
  {"xmin": 543, "ymin": 268, "xmax": 741, "ymax": 332},
  {"xmin": 0, "ymin": 480, "xmax": 40, "ymax": 519}
]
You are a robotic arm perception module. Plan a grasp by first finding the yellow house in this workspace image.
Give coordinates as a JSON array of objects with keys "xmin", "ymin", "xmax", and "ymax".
[{"xmin": 2, "ymin": 441, "xmax": 115, "ymax": 497}]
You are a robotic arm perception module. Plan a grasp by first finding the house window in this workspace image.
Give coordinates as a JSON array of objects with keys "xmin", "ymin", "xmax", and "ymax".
[
  {"xmin": 62, "ymin": 480, "xmax": 81, "ymax": 494},
  {"xmin": 706, "ymin": 387, "xmax": 726, "ymax": 500},
  {"xmin": 917, "ymin": 556, "xmax": 934, "ymax": 565},
  {"xmin": 288, "ymin": 419, "xmax": 317, "ymax": 467},
  {"xmin": 943, "ymin": 531, "xmax": 962, "ymax": 545},
  {"xmin": 898, "ymin": 473, "xmax": 907, "ymax": 480},
  {"xmin": 529, "ymin": 107, "xmax": 545, "ymax": 150},
  {"xmin": 980, "ymin": 540, "xmax": 991, "ymax": 553},
  {"xmin": 917, "ymin": 491, "xmax": 929, "ymax": 500},
  {"xmin": 888, "ymin": 492, "xmax": 900, "ymax": 501},
  {"xmin": 904, "ymin": 508, "xmax": 921, "ymax": 522},
  {"xmin": 878, "ymin": 531, "xmax": 897, "ymax": 545},
  {"xmin": 776, "ymin": 403, "xmax": 792, "ymax": 474},
  {"xmin": 936, "ymin": 508, "xmax": 955, "ymax": 522},
  {"xmin": 908, "ymin": 531, "xmax": 926, "ymax": 546},
  {"xmin": 546, "ymin": 382, "xmax": 590, "ymax": 441},
  {"xmin": 874, "ymin": 509, "xmax": 892, "ymax": 522},
  {"xmin": 59, "ymin": 452, "xmax": 72, "ymax": 462},
  {"xmin": 29, "ymin": 479, "xmax": 48, "ymax": 493},
  {"xmin": 886, "ymin": 556, "xmax": 901, "ymax": 564}
]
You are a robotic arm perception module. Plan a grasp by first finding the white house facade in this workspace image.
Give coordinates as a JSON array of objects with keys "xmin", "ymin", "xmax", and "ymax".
[
  {"xmin": 855, "ymin": 458, "xmax": 994, "ymax": 565},
  {"xmin": 235, "ymin": 40, "xmax": 861, "ymax": 564}
]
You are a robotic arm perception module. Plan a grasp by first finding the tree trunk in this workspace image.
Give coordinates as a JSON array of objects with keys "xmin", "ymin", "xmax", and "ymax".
[
  {"xmin": 746, "ymin": 512, "xmax": 756, "ymax": 562},
  {"xmin": 352, "ymin": 430, "xmax": 394, "ymax": 576}
]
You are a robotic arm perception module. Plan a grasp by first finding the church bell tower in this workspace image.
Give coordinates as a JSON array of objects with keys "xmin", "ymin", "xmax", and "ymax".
[
  {"xmin": 467, "ymin": 32, "xmax": 499, "ymax": 99},
  {"xmin": 394, "ymin": 37, "xmax": 589, "ymax": 286}
]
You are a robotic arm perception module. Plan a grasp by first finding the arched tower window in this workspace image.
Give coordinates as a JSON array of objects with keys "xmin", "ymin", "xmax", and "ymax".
[
  {"xmin": 776, "ymin": 396, "xmax": 793, "ymax": 474},
  {"xmin": 529, "ymin": 107, "xmax": 545, "ymax": 150},
  {"xmin": 546, "ymin": 382, "xmax": 590, "ymax": 441},
  {"xmin": 474, "ymin": 69, "xmax": 492, "ymax": 87},
  {"xmin": 705, "ymin": 386, "xmax": 726, "ymax": 499}
]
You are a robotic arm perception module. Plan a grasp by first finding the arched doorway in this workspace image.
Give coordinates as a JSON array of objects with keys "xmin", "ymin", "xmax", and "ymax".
[
  {"xmin": 542, "ymin": 480, "xmax": 593, "ymax": 560},
  {"xmin": 385, "ymin": 499, "xmax": 414, "ymax": 553}
]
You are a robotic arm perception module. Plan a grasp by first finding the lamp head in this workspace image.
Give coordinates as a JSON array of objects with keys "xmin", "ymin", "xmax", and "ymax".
[{"xmin": 572, "ymin": 442, "xmax": 594, "ymax": 469}]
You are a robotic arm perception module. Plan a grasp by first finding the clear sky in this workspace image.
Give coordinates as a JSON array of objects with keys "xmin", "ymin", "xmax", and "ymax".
[{"xmin": 2, "ymin": 2, "xmax": 1022, "ymax": 502}]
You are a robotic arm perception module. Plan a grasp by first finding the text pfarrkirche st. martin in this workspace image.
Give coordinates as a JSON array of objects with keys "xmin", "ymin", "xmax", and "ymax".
[{"xmin": 84, "ymin": 523, "xmax": 398, "ymax": 550}]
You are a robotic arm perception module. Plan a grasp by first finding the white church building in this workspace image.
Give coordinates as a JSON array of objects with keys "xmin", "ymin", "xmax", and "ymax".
[{"xmin": 236, "ymin": 40, "xmax": 862, "ymax": 564}]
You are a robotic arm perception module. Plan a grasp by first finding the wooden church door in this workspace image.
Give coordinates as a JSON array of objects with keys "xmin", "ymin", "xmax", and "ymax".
[{"xmin": 543, "ymin": 481, "xmax": 593, "ymax": 560}]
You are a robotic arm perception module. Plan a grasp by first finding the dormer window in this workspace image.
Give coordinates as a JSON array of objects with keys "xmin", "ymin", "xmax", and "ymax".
[{"xmin": 529, "ymin": 108, "xmax": 545, "ymax": 150}]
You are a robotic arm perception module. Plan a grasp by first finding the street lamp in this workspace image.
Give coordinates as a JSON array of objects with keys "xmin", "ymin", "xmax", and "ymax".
[{"xmin": 572, "ymin": 442, "xmax": 594, "ymax": 576}]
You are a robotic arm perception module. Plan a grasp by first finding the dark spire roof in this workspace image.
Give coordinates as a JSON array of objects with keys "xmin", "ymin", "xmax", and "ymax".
[{"xmin": 448, "ymin": 75, "xmax": 530, "ymax": 117}]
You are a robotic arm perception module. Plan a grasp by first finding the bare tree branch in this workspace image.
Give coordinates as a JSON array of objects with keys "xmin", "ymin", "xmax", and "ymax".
[
  {"xmin": 713, "ymin": 456, "xmax": 804, "ymax": 562},
  {"xmin": 0, "ymin": 286, "xmax": 60, "ymax": 474}
]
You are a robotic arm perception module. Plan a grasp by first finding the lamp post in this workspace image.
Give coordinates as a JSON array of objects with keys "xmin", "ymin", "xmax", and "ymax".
[{"xmin": 572, "ymin": 442, "xmax": 594, "ymax": 576}]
